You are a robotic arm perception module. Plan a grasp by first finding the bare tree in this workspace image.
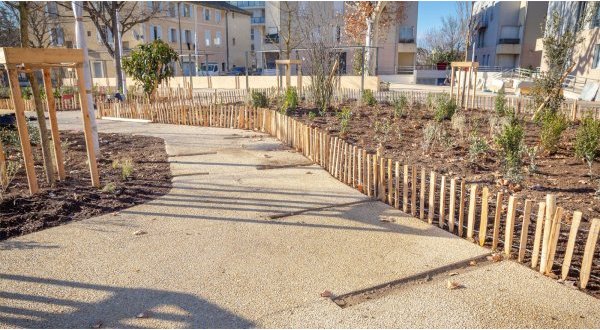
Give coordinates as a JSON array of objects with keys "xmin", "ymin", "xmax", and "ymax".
[
  {"xmin": 456, "ymin": 1, "xmax": 473, "ymax": 61},
  {"xmin": 266, "ymin": 2, "xmax": 305, "ymax": 60},
  {"xmin": 422, "ymin": 15, "xmax": 465, "ymax": 64},
  {"xmin": 0, "ymin": 3, "xmax": 21, "ymax": 47}
]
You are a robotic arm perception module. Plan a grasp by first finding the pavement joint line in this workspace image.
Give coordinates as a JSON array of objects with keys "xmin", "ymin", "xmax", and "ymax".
[
  {"xmin": 267, "ymin": 199, "xmax": 375, "ymax": 220},
  {"xmin": 331, "ymin": 253, "xmax": 494, "ymax": 309},
  {"xmin": 255, "ymin": 162, "xmax": 315, "ymax": 170},
  {"xmin": 171, "ymin": 172, "xmax": 210, "ymax": 177},
  {"xmin": 170, "ymin": 151, "xmax": 218, "ymax": 157}
]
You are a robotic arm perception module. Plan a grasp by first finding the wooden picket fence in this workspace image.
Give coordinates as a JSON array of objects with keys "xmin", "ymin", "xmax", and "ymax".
[
  {"xmin": 97, "ymin": 95, "xmax": 600, "ymax": 291},
  {"xmin": 0, "ymin": 95, "xmax": 80, "ymax": 112}
]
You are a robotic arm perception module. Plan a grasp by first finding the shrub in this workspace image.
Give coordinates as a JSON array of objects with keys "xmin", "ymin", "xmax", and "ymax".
[
  {"xmin": 373, "ymin": 118, "xmax": 394, "ymax": 144},
  {"xmin": 392, "ymin": 95, "xmax": 408, "ymax": 118},
  {"xmin": 575, "ymin": 117, "xmax": 600, "ymax": 169},
  {"xmin": 337, "ymin": 106, "xmax": 352, "ymax": 136},
  {"xmin": 433, "ymin": 93, "xmax": 457, "ymax": 122},
  {"xmin": 112, "ymin": 158, "xmax": 134, "ymax": 180},
  {"xmin": 523, "ymin": 145, "xmax": 539, "ymax": 174},
  {"xmin": 102, "ymin": 182, "xmax": 117, "ymax": 194},
  {"xmin": 540, "ymin": 112, "xmax": 568, "ymax": 155},
  {"xmin": 308, "ymin": 111, "xmax": 317, "ymax": 121},
  {"xmin": 468, "ymin": 133, "xmax": 489, "ymax": 163},
  {"xmin": 362, "ymin": 89, "xmax": 377, "ymax": 106},
  {"xmin": 281, "ymin": 87, "xmax": 298, "ymax": 114},
  {"xmin": 495, "ymin": 116, "xmax": 524, "ymax": 183},
  {"xmin": 27, "ymin": 119, "xmax": 40, "ymax": 146},
  {"xmin": 0, "ymin": 159, "xmax": 21, "ymax": 196},
  {"xmin": 251, "ymin": 90, "xmax": 268, "ymax": 108},
  {"xmin": 451, "ymin": 112, "xmax": 467, "ymax": 140},
  {"xmin": 494, "ymin": 89, "xmax": 508, "ymax": 117},
  {"xmin": 422, "ymin": 122, "xmax": 440, "ymax": 154}
]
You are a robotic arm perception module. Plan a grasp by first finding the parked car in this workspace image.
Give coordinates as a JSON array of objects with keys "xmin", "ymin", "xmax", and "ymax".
[
  {"xmin": 228, "ymin": 67, "xmax": 246, "ymax": 76},
  {"xmin": 198, "ymin": 63, "xmax": 221, "ymax": 76}
]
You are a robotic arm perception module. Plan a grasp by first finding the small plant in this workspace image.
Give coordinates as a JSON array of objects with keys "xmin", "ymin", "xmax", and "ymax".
[
  {"xmin": 451, "ymin": 112, "xmax": 467, "ymax": 140},
  {"xmin": 574, "ymin": 117, "xmax": 600, "ymax": 178},
  {"xmin": 1, "ymin": 159, "xmax": 21, "ymax": 197},
  {"xmin": 392, "ymin": 95, "xmax": 408, "ymax": 118},
  {"xmin": 468, "ymin": 133, "xmax": 489, "ymax": 163},
  {"xmin": 523, "ymin": 145, "xmax": 539, "ymax": 174},
  {"xmin": 433, "ymin": 93, "xmax": 457, "ymax": 122},
  {"xmin": 362, "ymin": 89, "xmax": 377, "ymax": 106},
  {"xmin": 102, "ymin": 182, "xmax": 117, "ymax": 194},
  {"xmin": 426, "ymin": 93, "xmax": 435, "ymax": 111},
  {"xmin": 494, "ymin": 89, "xmax": 508, "ymax": 117},
  {"xmin": 112, "ymin": 158, "xmax": 135, "ymax": 180},
  {"xmin": 540, "ymin": 112, "xmax": 568, "ymax": 155},
  {"xmin": 373, "ymin": 118, "xmax": 394, "ymax": 144},
  {"xmin": 495, "ymin": 115, "xmax": 524, "ymax": 183},
  {"xmin": 308, "ymin": 111, "xmax": 317, "ymax": 121},
  {"xmin": 280, "ymin": 87, "xmax": 298, "ymax": 114},
  {"xmin": 422, "ymin": 122, "xmax": 440, "ymax": 154},
  {"xmin": 27, "ymin": 119, "xmax": 40, "ymax": 146},
  {"xmin": 337, "ymin": 106, "xmax": 352, "ymax": 136},
  {"xmin": 251, "ymin": 90, "xmax": 269, "ymax": 108},
  {"xmin": 0, "ymin": 128, "xmax": 20, "ymax": 150}
]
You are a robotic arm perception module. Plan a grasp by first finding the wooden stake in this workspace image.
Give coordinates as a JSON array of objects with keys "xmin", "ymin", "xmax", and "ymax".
[
  {"xmin": 0, "ymin": 141, "xmax": 6, "ymax": 188},
  {"xmin": 458, "ymin": 180, "xmax": 466, "ymax": 237},
  {"xmin": 518, "ymin": 200, "xmax": 533, "ymax": 262},
  {"xmin": 531, "ymin": 202, "xmax": 546, "ymax": 269},
  {"xmin": 545, "ymin": 207, "xmax": 564, "ymax": 274},
  {"xmin": 420, "ymin": 167, "xmax": 426, "ymax": 220},
  {"xmin": 428, "ymin": 171, "xmax": 436, "ymax": 224},
  {"xmin": 561, "ymin": 211, "xmax": 582, "ymax": 280},
  {"xmin": 411, "ymin": 165, "xmax": 417, "ymax": 216},
  {"xmin": 478, "ymin": 187, "xmax": 489, "ymax": 246},
  {"xmin": 75, "ymin": 66, "xmax": 100, "ymax": 188},
  {"xmin": 387, "ymin": 158, "xmax": 393, "ymax": 204},
  {"xmin": 403, "ymin": 165, "xmax": 409, "ymax": 213},
  {"xmin": 42, "ymin": 68, "xmax": 66, "ymax": 180},
  {"xmin": 448, "ymin": 178, "xmax": 457, "ymax": 233},
  {"xmin": 438, "ymin": 175, "xmax": 446, "ymax": 228},
  {"xmin": 540, "ymin": 194, "xmax": 556, "ymax": 273},
  {"xmin": 394, "ymin": 161, "xmax": 400, "ymax": 209},
  {"xmin": 491, "ymin": 192, "xmax": 503, "ymax": 250},
  {"xmin": 466, "ymin": 184, "xmax": 478, "ymax": 239},
  {"xmin": 504, "ymin": 195, "xmax": 517, "ymax": 255},
  {"xmin": 580, "ymin": 218, "xmax": 600, "ymax": 289}
]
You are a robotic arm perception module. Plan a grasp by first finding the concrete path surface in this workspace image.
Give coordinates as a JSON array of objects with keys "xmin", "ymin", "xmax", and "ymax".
[{"xmin": 1, "ymin": 112, "xmax": 599, "ymax": 328}]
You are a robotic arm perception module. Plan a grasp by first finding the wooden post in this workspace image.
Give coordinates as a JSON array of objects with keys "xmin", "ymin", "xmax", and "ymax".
[
  {"xmin": 531, "ymin": 202, "xmax": 547, "ymax": 269},
  {"xmin": 7, "ymin": 68, "xmax": 38, "ymax": 194},
  {"xmin": 42, "ymin": 68, "xmax": 66, "ymax": 180},
  {"xmin": 419, "ymin": 167, "xmax": 426, "ymax": 220},
  {"xmin": 458, "ymin": 180, "xmax": 466, "ymax": 237},
  {"xmin": 448, "ymin": 178, "xmax": 457, "ymax": 233},
  {"xmin": 387, "ymin": 158, "xmax": 393, "ymax": 204},
  {"xmin": 545, "ymin": 207, "xmax": 564, "ymax": 273},
  {"xmin": 478, "ymin": 187, "xmax": 489, "ymax": 246},
  {"xmin": 580, "ymin": 218, "xmax": 600, "ymax": 289},
  {"xmin": 75, "ymin": 66, "xmax": 100, "ymax": 188},
  {"xmin": 518, "ymin": 200, "xmax": 533, "ymax": 262},
  {"xmin": 394, "ymin": 161, "xmax": 400, "ymax": 209},
  {"xmin": 403, "ymin": 165, "xmax": 409, "ymax": 213},
  {"xmin": 466, "ymin": 184, "xmax": 477, "ymax": 239},
  {"xmin": 438, "ymin": 175, "xmax": 446, "ymax": 228},
  {"xmin": 491, "ymin": 192, "xmax": 503, "ymax": 250},
  {"xmin": 504, "ymin": 195, "xmax": 517, "ymax": 255},
  {"xmin": 561, "ymin": 211, "xmax": 582, "ymax": 280},
  {"xmin": 411, "ymin": 165, "xmax": 417, "ymax": 216},
  {"xmin": 540, "ymin": 194, "xmax": 556, "ymax": 273},
  {"xmin": 428, "ymin": 171, "xmax": 436, "ymax": 224}
]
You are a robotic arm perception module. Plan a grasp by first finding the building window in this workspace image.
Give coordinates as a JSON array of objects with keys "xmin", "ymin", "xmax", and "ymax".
[
  {"xmin": 335, "ymin": 26, "xmax": 341, "ymax": 42},
  {"xmin": 251, "ymin": 44, "xmax": 255, "ymax": 51},
  {"xmin": 150, "ymin": 25, "xmax": 161, "ymax": 40},
  {"xmin": 250, "ymin": 28, "xmax": 254, "ymax": 41},
  {"xmin": 204, "ymin": 8, "xmax": 210, "ymax": 21},
  {"xmin": 87, "ymin": 31, "xmax": 91, "ymax": 37},
  {"xmin": 46, "ymin": 2, "xmax": 58, "ymax": 19},
  {"xmin": 169, "ymin": 28, "xmax": 178, "ymax": 42},
  {"xmin": 50, "ymin": 26, "xmax": 65, "ymax": 46},
  {"xmin": 182, "ymin": 4, "xmax": 191, "ymax": 17},
  {"xmin": 232, "ymin": 37, "xmax": 236, "ymax": 46},
  {"xmin": 594, "ymin": 44, "xmax": 600, "ymax": 69},
  {"xmin": 92, "ymin": 61, "xmax": 105, "ymax": 78},
  {"xmin": 205, "ymin": 30, "xmax": 211, "ymax": 46},
  {"xmin": 168, "ymin": 3, "xmax": 177, "ymax": 17},
  {"xmin": 184, "ymin": 30, "xmax": 192, "ymax": 44},
  {"xmin": 216, "ymin": 11, "xmax": 222, "ymax": 23},
  {"xmin": 215, "ymin": 31, "xmax": 222, "ymax": 46}
]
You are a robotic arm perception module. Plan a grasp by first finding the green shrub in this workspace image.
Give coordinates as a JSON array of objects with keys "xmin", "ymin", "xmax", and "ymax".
[
  {"xmin": 373, "ymin": 118, "xmax": 394, "ymax": 144},
  {"xmin": 433, "ymin": 93, "xmax": 457, "ymax": 122},
  {"xmin": 393, "ymin": 95, "xmax": 408, "ymax": 118},
  {"xmin": 468, "ymin": 133, "xmax": 489, "ymax": 163},
  {"xmin": 495, "ymin": 115, "xmax": 524, "ymax": 183},
  {"xmin": 281, "ymin": 87, "xmax": 298, "ymax": 114},
  {"xmin": 337, "ymin": 106, "xmax": 352, "ymax": 136},
  {"xmin": 422, "ymin": 122, "xmax": 440, "ymax": 154},
  {"xmin": 308, "ymin": 111, "xmax": 317, "ymax": 121},
  {"xmin": 251, "ymin": 90, "xmax": 268, "ymax": 108},
  {"xmin": 494, "ymin": 89, "xmax": 508, "ymax": 117},
  {"xmin": 362, "ymin": 89, "xmax": 377, "ymax": 106},
  {"xmin": 575, "ymin": 117, "xmax": 600, "ymax": 165},
  {"xmin": 451, "ymin": 112, "xmax": 467, "ymax": 140},
  {"xmin": 540, "ymin": 112, "xmax": 568, "ymax": 155},
  {"xmin": 26, "ymin": 119, "xmax": 40, "ymax": 146}
]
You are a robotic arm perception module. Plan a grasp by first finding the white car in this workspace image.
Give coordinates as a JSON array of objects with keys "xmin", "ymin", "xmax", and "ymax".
[{"xmin": 199, "ymin": 63, "xmax": 221, "ymax": 76}]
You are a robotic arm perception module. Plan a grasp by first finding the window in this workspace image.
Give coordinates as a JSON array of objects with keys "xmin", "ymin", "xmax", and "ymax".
[
  {"xmin": 216, "ymin": 11, "xmax": 221, "ymax": 23},
  {"xmin": 251, "ymin": 43, "xmax": 255, "ymax": 51},
  {"xmin": 147, "ymin": 1, "xmax": 161, "ymax": 11},
  {"xmin": 184, "ymin": 30, "xmax": 192, "ymax": 44},
  {"xmin": 577, "ymin": 2, "xmax": 588, "ymax": 30},
  {"xmin": 46, "ymin": 2, "xmax": 58, "ymax": 18},
  {"xmin": 169, "ymin": 28, "xmax": 178, "ymax": 42},
  {"xmin": 50, "ymin": 26, "xmax": 64, "ymax": 46},
  {"xmin": 232, "ymin": 37, "xmax": 236, "ymax": 46},
  {"xmin": 205, "ymin": 30, "xmax": 211, "ymax": 46},
  {"xmin": 250, "ymin": 28, "xmax": 254, "ymax": 41},
  {"xmin": 215, "ymin": 31, "xmax": 222, "ymax": 45},
  {"xmin": 594, "ymin": 44, "xmax": 600, "ymax": 69},
  {"xmin": 122, "ymin": 41, "xmax": 130, "ymax": 50},
  {"xmin": 150, "ymin": 25, "xmax": 162, "ymax": 40},
  {"xmin": 92, "ymin": 61, "xmax": 105, "ymax": 78},
  {"xmin": 183, "ymin": 4, "xmax": 191, "ymax": 17},
  {"xmin": 87, "ymin": 31, "xmax": 91, "ymax": 37},
  {"xmin": 168, "ymin": 3, "xmax": 177, "ymax": 17},
  {"xmin": 204, "ymin": 8, "xmax": 210, "ymax": 21},
  {"xmin": 335, "ymin": 26, "xmax": 341, "ymax": 42},
  {"xmin": 97, "ymin": 25, "xmax": 113, "ymax": 44}
]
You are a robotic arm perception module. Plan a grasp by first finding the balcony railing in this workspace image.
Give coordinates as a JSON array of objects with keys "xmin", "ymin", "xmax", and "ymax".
[
  {"xmin": 230, "ymin": 1, "xmax": 265, "ymax": 8},
  {"xmin": 498, "ymin": 38, "xmax": 520, "ymax": 44},
  {"xmin": 251, "ymin": 16, "xmax": 265, "ymax": 24}
]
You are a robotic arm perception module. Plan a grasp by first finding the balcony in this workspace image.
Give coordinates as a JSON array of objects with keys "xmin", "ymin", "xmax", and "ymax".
[
  {"xmin": 265, "ymin": 33, "xmax": 279, "ymax": 44},
  {"xmin": 230, "ymin": 1, "xmax": 265, "ymax": 8},
  {"xmin": 251, "ymin": 16, "xmax": 265, "ymax": 24}
]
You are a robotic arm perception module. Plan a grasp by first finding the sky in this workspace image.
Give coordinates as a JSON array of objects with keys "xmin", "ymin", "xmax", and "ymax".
[{"xmin": 417, "ymin": 1, "xmax": 461, "ymax": 46}]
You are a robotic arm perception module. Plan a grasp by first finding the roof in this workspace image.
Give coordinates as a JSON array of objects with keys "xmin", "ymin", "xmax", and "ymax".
[{"xmin": 194, "ymin": 2, "xmax": 251, "ymax": 16}]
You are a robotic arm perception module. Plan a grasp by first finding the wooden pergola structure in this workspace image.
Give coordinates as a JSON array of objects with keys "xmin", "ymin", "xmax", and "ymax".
[
  {"xmin": 275, "ymin": 59, "xmax": 302, "ymax": 91},
  {"xmin": 0, "ymin": 47, "xmax": 99, "ymax": 195},
  {"xmin": 450, "ymin": 61, "xmax": 479, "ymax": 109}
]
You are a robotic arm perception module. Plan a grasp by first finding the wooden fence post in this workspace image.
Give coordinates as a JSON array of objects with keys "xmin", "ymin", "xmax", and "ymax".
[
  {"xmin": 561, "ymin": 211, "xmax": 582, "ymax": 280},
  {"xmin": 438, "ymin": 175, "xmax": 446, "ymax": 228},
  {"xmin": 428, "ymin": 171, "xmax": 436, "ymax": 224},
  {"xmin": 504, "ymin": 195, "xmax": 517, "ymax": 255},
  {"xmin": 531, "ymin": 202, "xmax": 546, "ymax": 269},
  {"xmin": 478, "ymin": 187, "xmax": 489, "ymax": 246},
  {"xmin": 518, "ymin": 200, "xmax": 533, "ymax": 262},
  {"xmin": 466, "ymin": 184, "xmax": 478, "ymax": 239},
  {"xmin": 580, "ymin": 218, "xmax": 600, "ymax": 289}
]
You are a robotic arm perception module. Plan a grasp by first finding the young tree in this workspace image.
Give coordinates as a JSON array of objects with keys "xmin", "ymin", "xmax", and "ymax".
[
  {"xmin": 122, "ymin": 40, "xmax": 179, "ymax": 99},
  {"xmin": 423, "ymin": 15, "xmax": 464, "ymax": 64},
  {"xmin": 344, "ymin": 1, "xmax": 406, "ymax": 75},
  {"xmin": 0, "ymin": 3, "xmax": 21, "ymax": 47},
  {"xmin": 267, "ymin": 2, "xmax": 305, "ymax": 60}
]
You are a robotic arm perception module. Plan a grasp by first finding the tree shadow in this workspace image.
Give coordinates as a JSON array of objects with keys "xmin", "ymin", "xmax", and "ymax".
[{"xmin": 0, "ymin": 274, "xmax": 253, "ymax": 328}]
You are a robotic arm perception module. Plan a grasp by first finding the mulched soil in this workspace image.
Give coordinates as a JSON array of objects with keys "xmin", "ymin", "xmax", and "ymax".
[
  {"xmin": 287, "ymin": 101, "xmax": 600, "ymax": 298},
  {"xmin": 1, "ymin": 131, "xmax": 172, "ymax": 240}
]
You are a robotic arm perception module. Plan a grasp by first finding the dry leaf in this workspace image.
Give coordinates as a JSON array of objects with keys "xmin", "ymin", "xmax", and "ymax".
[
  {"xmin": 133, "ymin": 230, "xmax": 147, "ymax": 236},
  {"xmin": 487, "ymin": 253, "xmax": 503, "ymax": 262},
  {"xmin": 469, "ymin": 260, "xmax": 477, "ymax": 266},
  {"xmin": 320, "ymin": 290, "xmax": 332, "ymax": 298},
  {"xmin": 449, "ymin": 272, "xmax": 459, "ymax": 276},
  {"xmin": 136, "ymin": 311, "xmax": 150, "ymax": 319},
  {"xmin": 447, "ymin": 280, "xmax": 461, "ymax": 290}
]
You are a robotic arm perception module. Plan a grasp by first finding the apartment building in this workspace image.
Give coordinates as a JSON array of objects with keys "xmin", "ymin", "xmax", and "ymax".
[
  {"xmin": 469, "ymin": 1, "xmax": 548, "ymax": 69},
  {"xmin": 36, "ymin": 1, "xmax": 250, "ymax": 83},
  {"xmin": 538, "ymin": 1, "xmax": 600, "ymax": 81},
  {"xmin": 228, "ymin": 1, "xmax": 418, "ymax": 75}
]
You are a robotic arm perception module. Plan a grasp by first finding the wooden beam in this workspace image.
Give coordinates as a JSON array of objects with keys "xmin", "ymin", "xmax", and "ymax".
[
  {"xmin": 42, "ymin": 68, "xmax": 65, "ymax": 181},
  {"xmin": 7, "ymin": 68, "xmax": 38, "ymax": 194},
  {"xmin": 75, "ymin": 66, "xmax": 100, "ymax": 188},
  {"xmin": 0, "ymin": 47, "xmax": 84, "ymax": 65}
]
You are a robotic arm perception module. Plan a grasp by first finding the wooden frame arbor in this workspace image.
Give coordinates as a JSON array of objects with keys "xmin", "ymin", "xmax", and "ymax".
[
  {"xmin": 450, "ymin": 61, "xmax": 479, "ymax": 109},
  {"xmin": 275, "ymin": 59, "xmax": 302, "ymax": 91},
  {"xmin": 0, "ymin": 47, "xmax": 99, "ymax": 195}
]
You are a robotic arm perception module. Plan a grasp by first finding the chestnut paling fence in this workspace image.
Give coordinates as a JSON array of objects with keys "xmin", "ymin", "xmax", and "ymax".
[
  {"xmin": 0, "ymin": 95, "xmax": 80, "ymax": 112},
  {"xmin": 96, "ymin": 90, "xmax": 600, "ymax": 291}
]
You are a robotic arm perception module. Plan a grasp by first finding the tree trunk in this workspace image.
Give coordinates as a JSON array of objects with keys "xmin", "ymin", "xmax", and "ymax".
[
  {"xmin": 363, "ymin": 17, "xmax": 374, "ymax": 76},
  {"xmin": 111, "ymin": 2, "xmax": 124, "ymax": 94},
  {"xmin": 19, "ymin": 3, "xmax": 55, "ymax": 186}
]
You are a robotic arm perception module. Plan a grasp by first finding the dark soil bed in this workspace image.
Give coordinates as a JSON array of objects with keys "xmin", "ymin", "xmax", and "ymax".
[
  {"xmin": 1, "ymin": 131, "xmax": 172, "ymax": 240},
  {"xmin": 287, "ymin": 102, "xmax": 600, "ymax": 298}
]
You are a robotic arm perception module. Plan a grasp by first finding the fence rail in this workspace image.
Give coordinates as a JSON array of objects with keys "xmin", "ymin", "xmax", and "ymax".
[{"xmin": 96, "ymin": 92, "xmax": 600, "ymax": 291}]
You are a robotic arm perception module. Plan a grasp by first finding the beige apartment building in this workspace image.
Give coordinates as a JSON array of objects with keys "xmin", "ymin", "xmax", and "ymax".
[
  {"xmin": 469, "ymin": 1, "xmax": 548, "ymax": 69},
  {"xmin": 36, "ymin": 1, "xmax": 250, "ymax": 85},
  {"xmin": 228, "ymin": 1, "xmax": 417, "ymax": 75},
  {"xmin": 538, "ymin": 1, "xmax": 600, "ymax": 81}
]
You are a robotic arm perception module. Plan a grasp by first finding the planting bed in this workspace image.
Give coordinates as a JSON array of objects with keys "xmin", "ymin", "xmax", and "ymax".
[
  {"xmin": 0, "ymin": 131, "xmax": 172, "ymax": 240},
  {"xmin": 288, "ymin": 102, "xmax": 600, "ymax": 298}
]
